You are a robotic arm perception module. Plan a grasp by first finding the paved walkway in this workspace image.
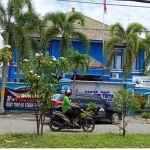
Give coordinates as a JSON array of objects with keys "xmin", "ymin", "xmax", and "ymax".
[{"xmin": 0, "ymin": 113, "xmax": 150, "ymax": 134}]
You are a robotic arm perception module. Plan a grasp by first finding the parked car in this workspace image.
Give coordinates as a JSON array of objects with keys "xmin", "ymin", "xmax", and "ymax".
[{"xmin": 48, "ymin": 92, "xmax": 122, "ymax": 123}]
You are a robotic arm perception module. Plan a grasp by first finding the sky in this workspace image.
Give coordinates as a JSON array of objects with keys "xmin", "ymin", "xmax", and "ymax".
[{"xmin": 0, "ymin": 0, "xmax": 150, "ymax": 47}]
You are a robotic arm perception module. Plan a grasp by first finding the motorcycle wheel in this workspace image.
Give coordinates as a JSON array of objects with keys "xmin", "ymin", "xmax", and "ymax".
[
  {"xmin": 49, "ymin": 119, "xmax": 62, "ymax": 132},
  {"xmin": 82, "ymin": 121, "xmax": 95, "ymax": 132}
]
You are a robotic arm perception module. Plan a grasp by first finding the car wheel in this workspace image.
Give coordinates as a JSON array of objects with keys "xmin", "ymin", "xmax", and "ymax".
[{"xmin": 110, "ymin": 113, "xmax": 119, "ymax": 124}]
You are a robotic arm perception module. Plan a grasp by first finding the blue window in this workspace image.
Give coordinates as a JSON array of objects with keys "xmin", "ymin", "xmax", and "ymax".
[
  {"xmin": 112, "ymin": 55, "xmax": 122, "ymax": 69},
  {"xmin": 132, "ymin": 62, "xmax": 136, "ymax": 70},
  {"xmin": 116, "ymin": 55, "xmax": 122, "ymax": 69}
]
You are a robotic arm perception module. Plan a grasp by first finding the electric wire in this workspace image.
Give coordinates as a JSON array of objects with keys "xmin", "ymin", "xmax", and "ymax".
[{"xmin": 56, "ymin": 0, "xmax": 150, "ymax": 8}]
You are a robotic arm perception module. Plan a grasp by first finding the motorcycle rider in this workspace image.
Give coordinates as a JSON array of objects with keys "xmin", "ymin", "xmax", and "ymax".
[{"xmin": 62, "ymin": 89, "xmax": 80, "ymax": 127}]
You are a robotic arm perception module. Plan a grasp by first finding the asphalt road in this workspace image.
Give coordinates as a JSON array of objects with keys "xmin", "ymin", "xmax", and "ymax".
[{"xmin": 0, "ymin": 113, "xmax": 150, "ymax": 134}]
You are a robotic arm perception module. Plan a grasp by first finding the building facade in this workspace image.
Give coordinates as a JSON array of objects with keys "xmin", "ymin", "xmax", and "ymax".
[{"xmin": 7, "ymin": 8, "xmax": 150, "ymax": 101}]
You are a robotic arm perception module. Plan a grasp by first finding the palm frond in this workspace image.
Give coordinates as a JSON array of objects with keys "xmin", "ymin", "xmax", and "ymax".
[
  {"xmin": 68, "ymin": 12, "xmax": 85, "ymax": 27},
  {"xmin": 16, "ymin": 11, "xmax": 40, "ymax": 27},
  {"xmin": 60, "ymin": 35, "xmax": 72, "ymax": 57},
  {"xmin": 104, "ymin": 37, "xmax": 122, "ymax": 58},
  {"xmin": 72, "ymin": 31, "xmax": 90, "ymax": 53},
  {"xmin": 44, "ymin": 11, "xmax": 66, "ymax": 29},
  {"xmin": 9, "ymin": 0, "xmax": 34, "ymax": 18},
  {"xmin": 110, "ymin": 22, "xmax": 126, "ymax": 40},
  {"xmin": 138, "ymin": 33, "xmax": 150, "ymax": 71},
  {"xmin": 30, "ymin": 38, "xmax": 40, "ymax": 55},
  {"xmin": 138, "ymin": 40, "xmax": 150, "ymax": 54},
  {"xmin": 127, "ymin": 33, "xmax": 139, "ymax": 54},
  {"xmin": 12, "ymin": 25, "xmax": 32, "ymax": 61},
  {"xmin": 143, "ymin": 50, "xmax": 150, "ymax": 71},
  {"xmin": 106, "ymin": 49, "xmax": 118, "ymax": 71},
  {"xmin": 126, "ymin": 22, "xmax": 145, "ymax": 35},
  {"xmin": 45, "ymin": 27, "xmax": 60, "ymax": 42},
  {"xmin": 0, "ymin": 1, "xmax": 6, "ymax": 20},
  {"xmin": 125, "ymin": 47, "xmax": 136, "ymax": 77}
]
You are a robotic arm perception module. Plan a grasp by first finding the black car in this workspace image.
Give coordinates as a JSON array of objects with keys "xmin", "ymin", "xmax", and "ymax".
[{"xmin": 49, "ymin": 92, "xmax": 122, "ymax": 123}]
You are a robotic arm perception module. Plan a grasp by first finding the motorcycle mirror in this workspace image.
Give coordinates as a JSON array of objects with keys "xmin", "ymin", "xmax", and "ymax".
[{"xmin": 80, "ymin": 109, "xmax": 84, "ymax": 111}]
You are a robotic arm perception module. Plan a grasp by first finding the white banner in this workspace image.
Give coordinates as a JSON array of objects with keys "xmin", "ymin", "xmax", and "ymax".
[{"xmin": 133, "ymin": 76, "xmax": 150, "ymax": 88}]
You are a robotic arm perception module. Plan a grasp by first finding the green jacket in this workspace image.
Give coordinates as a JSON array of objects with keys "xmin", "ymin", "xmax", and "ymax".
[{"xmin": 62, "ymin": 96, "xmax": 71, "ymax": 113}]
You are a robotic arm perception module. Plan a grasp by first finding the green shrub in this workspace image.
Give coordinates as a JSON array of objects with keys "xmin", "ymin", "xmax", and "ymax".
[
  {"xmin": 134, "ymin": 93, "xmax": 147, "ymax": 109},
  {"xmin": 141, "ymin": 112, "xmax": 150, "ymax": 119}
]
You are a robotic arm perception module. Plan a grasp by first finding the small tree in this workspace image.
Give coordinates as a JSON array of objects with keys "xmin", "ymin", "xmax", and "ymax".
[
  {"xmin": 22, "ymin": 53, "xmax": 69, "ymax": 135},
  {"xmin": 69, "ymin": 50, "xmax": 91, "ymax": 91},
  {"xmin": 113, "ymin": 89, "xmax": 140, "ymax": 137},
  {"xmin": 0, "ymin": 45, "xmax": 12, "ymax": 62},
  {"xmin": 0, "ymin": 45, "xmax": 12, "ymax": 112},
  {"xmin": 80, "ymin": 102, "xmax": 97, "ymax": 133}
]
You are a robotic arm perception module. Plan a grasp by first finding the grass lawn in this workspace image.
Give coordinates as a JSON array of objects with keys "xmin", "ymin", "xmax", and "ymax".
[{"xmin": 0, "ymin": 133, "xmax": 150, "ymax": 148}]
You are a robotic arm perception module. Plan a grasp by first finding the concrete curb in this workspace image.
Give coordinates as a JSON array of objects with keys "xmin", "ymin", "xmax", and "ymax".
[{"xmin": 0, "ymin": 114, "xmax": 11, "ymax": 118}]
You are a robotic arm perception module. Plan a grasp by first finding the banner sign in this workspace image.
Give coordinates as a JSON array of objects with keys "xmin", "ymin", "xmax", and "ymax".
[
  {"xmin": 133, "ymin": 76, "xmax": 150, "ymax": 88},
  {"xmin": 4, "ymin": 88, "xmax": 41, "ymax": 110}
]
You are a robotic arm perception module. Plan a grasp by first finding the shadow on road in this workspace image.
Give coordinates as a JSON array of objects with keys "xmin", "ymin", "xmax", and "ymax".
[{"xmin": 94, "ymin": 121, "xmax": 112, "ymax": 125}]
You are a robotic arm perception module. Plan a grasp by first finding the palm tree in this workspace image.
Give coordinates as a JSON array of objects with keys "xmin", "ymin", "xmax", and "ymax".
[
  {"xmin": 69, "ymin": 50, "xmax": 91, "ymax": 92},
  {"xmin": 104, "ymin": 22, "xmax": 146, "ymax": 81},
  {"xmin": 0, "ymin": 0, "xmax": 35, "ymax": 112},
  {"xmin": 43, "ymin": 11, "xmax": 90, "ymax": 57},
  {"xmin": 12, "ymin": 11, "xmax": 41, "ymax": 81},
  {"xmin": 138, "ymin": 33, "xmax": 150, "ymax": 74}
]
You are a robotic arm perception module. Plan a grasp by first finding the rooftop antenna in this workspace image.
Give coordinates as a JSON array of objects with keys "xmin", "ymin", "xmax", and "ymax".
[
  {"xmin": 67, "ymin": 0, "xmax": 70, "ymax": 12},
  {"xmin": 128, "ymin": 13, "xmax": 130, "ymax": 26}
]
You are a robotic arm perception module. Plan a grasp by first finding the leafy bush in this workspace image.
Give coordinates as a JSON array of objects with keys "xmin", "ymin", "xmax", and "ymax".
[
  {"xmin": 134, "ymin": 93, "xmax": 147, "ymax": 109},
  {"xmin": 113, "ymin": 89, "xmax": 140, "ymax": 137},
  {"xmin": 141, "ymin": 112, "xmax": 150, "ymax": 119},
  {"xmin": 144, "ymin": 105, "xmax": 150, "ymax": 111}
]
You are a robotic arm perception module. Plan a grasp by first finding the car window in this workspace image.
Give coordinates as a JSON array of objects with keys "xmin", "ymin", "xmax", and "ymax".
[
  {"xmin": 57, "ymin": 95, "xmax": 64, "ymax": 101},
  {"xmin": 51, "ymin": 94, "xmax": 62, "ymax": 101},
  {"xmin": 57, "ymin": 94, "xmax": 76, "ymax": 102},
  {"xmin": 68, "ymin": 94, "xmax": 76, "ymax": 103},
  {"xmin": 75, "ymin": 95, "xmax": 90, "ymax": 104},
  {"xmin": 90, "ymin": 97, "xmax": 106, "ymax": 105}
]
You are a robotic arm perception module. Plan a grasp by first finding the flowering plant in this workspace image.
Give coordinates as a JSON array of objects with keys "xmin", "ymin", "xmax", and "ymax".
[{"xmin": 22, "ymin": 53, "xmax": 70, "ymax": 134}]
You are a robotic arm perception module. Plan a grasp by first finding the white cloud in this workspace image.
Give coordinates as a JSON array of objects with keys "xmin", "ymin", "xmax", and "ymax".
[{"xmin": 0, "ymin": 0, "xmax": 150, "ymax": 48}]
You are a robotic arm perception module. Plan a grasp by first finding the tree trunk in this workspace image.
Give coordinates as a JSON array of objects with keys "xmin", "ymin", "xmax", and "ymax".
[
  {"xmin": 0, "ymin": 32, "xmax": 9, "ymax": 113},
  {"xmin": 73, "ymin": 70, "xmax": 76, "ymax": 92},
  {"xmin": 61, "ymin": 71, "xmax": 65, "ymax": 79},
  {"xmin": 34, "ymin": 88, "xmax": 40, "ymax": 135},
  {"xmin": 40, "ymin": 110, "xmax": 46, "ymax": 134},
  {"xmin": 122, "ymin": 115, "xmax": 126, "ymax": 137}
]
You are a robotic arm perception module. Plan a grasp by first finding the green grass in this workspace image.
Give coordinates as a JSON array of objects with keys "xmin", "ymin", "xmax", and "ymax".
[{"xmin": 0, "ymin": 133, "xmax": 150, "ymax": 148}]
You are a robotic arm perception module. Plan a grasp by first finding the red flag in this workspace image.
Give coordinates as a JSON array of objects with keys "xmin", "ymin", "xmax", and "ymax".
[{"xmin": 104, "ymin": 0, "xmax": 107, "ymax": 13}]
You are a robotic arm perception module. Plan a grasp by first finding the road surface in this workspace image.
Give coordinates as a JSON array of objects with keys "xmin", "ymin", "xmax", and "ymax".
[{"xmin": 0, "ymin": 113, "xmax": 150, "ymax": 134}]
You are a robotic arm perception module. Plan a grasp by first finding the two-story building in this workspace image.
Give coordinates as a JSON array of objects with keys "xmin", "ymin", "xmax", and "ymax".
[{"xmin": 8, "ymin": 8, "xmax": 150, "ymax": 98}]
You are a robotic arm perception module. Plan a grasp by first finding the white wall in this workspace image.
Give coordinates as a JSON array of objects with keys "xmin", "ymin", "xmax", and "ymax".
[{"xmin": 71, "ymin": 80, "xmax": 124, "ymax": 103}]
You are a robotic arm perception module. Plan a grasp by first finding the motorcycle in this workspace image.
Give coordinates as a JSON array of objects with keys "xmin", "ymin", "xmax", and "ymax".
[{"xmin": 48, "ymin": 106, "xmax": 95, "ymax": 132}]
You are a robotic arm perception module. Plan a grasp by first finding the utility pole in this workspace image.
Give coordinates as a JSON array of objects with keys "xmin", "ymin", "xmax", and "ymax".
[{"xmin": 102, "ymin": 0, "xmax": 106, "ymax": 81}]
